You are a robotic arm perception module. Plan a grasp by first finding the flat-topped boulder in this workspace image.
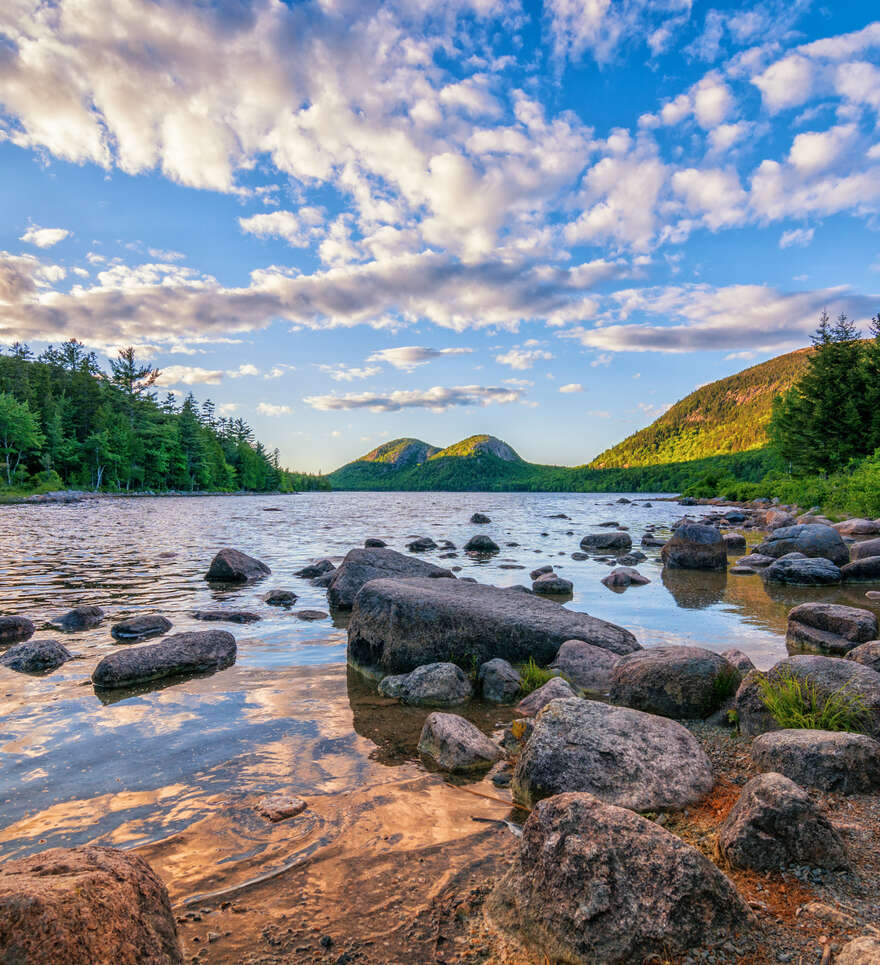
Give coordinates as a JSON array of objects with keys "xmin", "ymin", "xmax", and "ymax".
[
  {"xmin": 550, "ymin": 639, "xmax": 621, "ymax": 694},
  {"xmin": 512, "ymin": 698, "xmax": 714, "ymax": 811},
  {"xmin": 327, "ymin": 547, "xmax": 453, "ymax": 610},
  {"xmin": 92, "ymin": 630, "xmax": 236, "ymax": 689},
  {"xmin": 737, "ymin": 552, "xmax": 774, "ymax": 568},
  {"xmin": 531, "ymin": 573, "xmax": 573, "ymax": 595},
  {"xmin": 111, "ymin": 614, "xmax": 172, "ymax": 641},
  {"xmin": 755, "ymin": 524, "xmax": 849, "ymax": 567},
  {"xmin": 0, "ymin": 615, "xmax": 35, "ymax": 645},
  {"xmin": 847, "ymin": 641, "xmax": 880, "ymax": 673},
  {"xmin": 609, "ymin": 646, "xmax": 740, "ymax": 720},
  {"xmin": 418, "ymin": 712, "xmax": 502, "ymax": 772},
  {"xmin": 192, "ymin": 609, "xmax": 261, "ymax": 624},
  {"xmin": 786, "ymin": 603, "xmax": 877, "ymax": 656},
  {"xmin": 52, "ymin": 605, "xmax": 105, "ymax": 630},
  {"xmin": 580, "ymin": 531, "xmax": 632, "ymax": 552},
  {"xmin": 0, "ymin": 638, "xmax": 73, "ymax": 674},
  {"xmin": 852, "ymin": 537, "xmax": 880, "ymax": 560},
  {"xmin": 761, "ymin": 556, "xmax": 841, "ymax": 585},
  {"xmin": 487, "ymin": 792, "xmax": 753, "ymax": 965},
  {"xmin": 347, "ymin": 576, "xmax": 639, "ymax": 674},
  {"xmin": 661, "ymin": 523, "xmax": 727, "ymax": 570},
  {"xmin": 752, "ymin": 729, "xmax": 880, "ymax": 793},
  {"xmin": 841, "ymin": 556, "xmax": 880, "ymax": 582},
  {"xmin": 205, "ymin": 547, "xmax": 271, "ymax": 582},
  {"xmin": 377, "ymin": 661, "xmax": 472, "ymax": 706},
  {"xmin": 834, "ymin": 518, "xmax": 880, "ymax": 537},
  {"xmin": 0, "ymin": 845, "xmax": 182, "ymax": 965}
]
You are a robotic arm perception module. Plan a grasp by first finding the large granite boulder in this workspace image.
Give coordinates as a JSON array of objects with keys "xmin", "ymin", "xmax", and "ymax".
[
  {"xmin": 0, "ymin": 845, "xmax": 182, "ymax": 965},
  {"xmin": 92, "ymin": 630, "xmax": 237, "ymax": 689},
  {"xmin": 761, "ymin": 556, "xmax": 841, "ymax": 585},
  {"xmin": 511, "ymin": 698, "xmax": 714, "ymax": 811},
  {"xmin": 755, "ymin": 524, "xmax": 849, "ymax": 567},
  {"xmin": 609, "ymin": 646, "xmax": 740, "ymax": 719},
  {"xmin": 841, "ymin": 556, "xmax": 880, "ymax": 583},
  {"xmin": 847, "ymin": 641, "xmax": 880, "ymax": 674},
  {"xmin": 550, "ymin": 639, "xmax": 621, "ymax": 694},
  {"xmin": 661, "ymin": 523, "xmax": 727, "ymax": 570},
  {"xmin": 786, "ymin": 603, "xmax": 877, "ymax": 656},
  {"xmin": 852, "ymin": 537, "xmax": 880, "ymax": 560},
  {"xmin": 52, "ymin": 605, "xmax": 105, "ymax": 630},
  {"xmin": 327, "ymin": 547, "xmax": 453, "ymax": 610},
  {"xmin": 0, "ymin": 615, "xmax": 35, "ymax": 645},
  {"xmin": 205, "ymin": 547, "xmax": 271, "ymax": 582},
  {"xmin": 377, "ymin": 662, "xmax": 472, "ymax": 706},
  {"xmin": 417, "ymin": 712, "xmax": 502, "ymax": 772},
  {"xmin": 111, "ymin": 614, "xmax": 172, "ymax": 641},
  {"xmin": 580, "ymin": 531, "xmax": 632, "ymax": 553},
  {"xmin": 478, "ymin": 658, "xmax": 522, "ymax": 703},
  {"xmin": 515, "ymin": 676, "xmax": 577, "ymax": 716},
  {"xmin": 723, "ymin": 533, "xmax": 747, "ymax": 553},
  {"xmin": 347, "ymin": 577, "xmax": 639, "ymax": 675},
  {"xmin": 487, "ymin": 792, "xmax": 753, "ymax": 965},
  {"xmin": 834, "ymin": 518, "xmax": 880, "ymax": 537},
  {"xmin": 0, "ymin": 638, "xmax": 73, "ymax": 674},
  {"xmin": 717, "ymin": 772, "xmax": 848, "ymax": 871},
  {"xmin": 751, "ymin": 729, "xmax": 880, "ymax": 794}
]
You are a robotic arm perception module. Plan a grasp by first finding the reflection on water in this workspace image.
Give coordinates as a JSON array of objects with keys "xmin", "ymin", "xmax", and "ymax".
[{"xmin": 1, "ymin": 491, "xmax": 878, "ymax": 904}]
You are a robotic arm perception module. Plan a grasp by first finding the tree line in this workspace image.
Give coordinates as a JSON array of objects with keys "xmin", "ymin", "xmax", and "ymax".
[{"xmin": 0, "ymin": 341, "xmax": 328, "ymax": 493}]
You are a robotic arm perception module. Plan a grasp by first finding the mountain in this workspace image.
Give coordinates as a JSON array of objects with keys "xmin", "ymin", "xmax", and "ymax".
[{"xmin": 589, "ymin": 348, "xmax": 810, "ymax": 469}]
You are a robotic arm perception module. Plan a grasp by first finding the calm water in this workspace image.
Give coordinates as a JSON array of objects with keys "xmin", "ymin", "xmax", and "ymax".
[{"xmin": 1, "ymin": 491, "xmax": 877, "ymax": 906}]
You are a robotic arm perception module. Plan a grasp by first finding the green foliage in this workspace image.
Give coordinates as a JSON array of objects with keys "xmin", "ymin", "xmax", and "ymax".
[
  {"xmin": 0, "ymin": 343, "xmax": 329, "ymax": 495},
  {"xmin": 757, "ymin": 668, "xmax": 872, "ymax": 734},
  {"xmin": 516, "ymin": 658, "xmax": 557, "ymax": 695},
  {"xmin": 712, "ymin": 667, "xmax": 740, "ymax": 703}
]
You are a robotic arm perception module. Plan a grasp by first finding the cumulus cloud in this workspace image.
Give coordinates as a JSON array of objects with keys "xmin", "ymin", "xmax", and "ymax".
[
  {"xmin": 155, "ymin": 365, "xmax": 224, "ymax": 386},
  {"xmin": 257, "ymin": 402, "xmax": 292, "ymax": 416},
  {"xmin": 559, "ymin": 382, "xmax": 583, "ymax": 393},
  {"xmin": 239, "ymin": 208, "xmax": 324, "ymax": 247},
  {"xmin": 19, "ymin": 226, "xmax": 71, "ymax": 248},
  {"xmin": 315, "ymin": 363, "xmax": 382, "ymax": 382},
  {"xmin": 366, "ymin": 346, "xmax": 473, "ymax": 370},
  {"xmin": 495, "ymin": 342, "xmax": 554, "ymax": 370},
  {"xmin": 303, "ymin": 384, "xmax": 525, "ymax": 412},
  {"xmin": 779, "ymin": 227, "xmax": 814, "ymax": 248}
]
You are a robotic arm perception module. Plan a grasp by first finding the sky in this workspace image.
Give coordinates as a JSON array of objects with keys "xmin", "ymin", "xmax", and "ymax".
[{"xmin": 1, "ymin": 0, "xmax": 879, "ymax": 473}]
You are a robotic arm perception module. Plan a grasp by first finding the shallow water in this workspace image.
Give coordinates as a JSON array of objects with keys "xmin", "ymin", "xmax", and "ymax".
[{"xmin": 1, "ymin": 491, "xmax": 877, "ymax": 908}]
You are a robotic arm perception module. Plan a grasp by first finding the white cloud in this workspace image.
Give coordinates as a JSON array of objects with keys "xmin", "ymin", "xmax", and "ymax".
[
  {"xmin": 303, "ymin": 384, "xmax": 525, "ymax": 412},
  {"xmin": 239, "ymin": 209, "xmax": 324, "ymax": 248},
  {"xmin": 672, "ymin": 167, "xmax": 747, "ymax": 230},
  {"xmin": 590, "ymin": 353, "xmax": 613, "ymax": 367},
  {"xmin": 366, "ymin": 346, "xmax": 473, "ymax": 370},
  {"xmin": 155, "ymin": 365, "xmax": 224, "ymax": 385},
  {"xmin": 19, "ymin": 226, "xmax": 71, "ymax": 248},
  {"xmin": 779, "ymin": 227, "xmax": 814, "ymax": 248},
  {"xmin": 315, "ymin": 363, "xmax": 382, "ymax": 382},
  {"xmin": 752, "ymin": 54, "xmax": 814, "ymax": 112},
  {"xmin": 257, "ymin": 402, "xmax": 292, "ymax": 416},
  {"xmin": 692, "ymin": 75, "xmax": 734, "ymax": 129},
  {"xmin": 495, "ymin": 345, "xmax": 554, "ymax": 370},
  {"xmin": 559, "ymin": 382, "xmax": 583, "ymax": 393}
]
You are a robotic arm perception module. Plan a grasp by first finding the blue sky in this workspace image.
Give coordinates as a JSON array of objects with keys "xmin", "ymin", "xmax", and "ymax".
[{"xmin": 1, "ymin": 0, "xmax": 879, "ymax": 472}]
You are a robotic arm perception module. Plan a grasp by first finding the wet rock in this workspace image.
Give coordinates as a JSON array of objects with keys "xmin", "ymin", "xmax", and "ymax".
[
  {"xmin": 295, "ymin": 559, "xmax": 335, "ymax": 579},
  {"xmin": 205, "ymin": 548, "xmax": 271, "ymax": 582},
  {"xmin": 348, "ymin": 576, "xmax": 639, "ymax": 674},
  {"xmin": 580, "ymin": 531, "xmax": 632, "ymax": 552},
  {"xmin": 601, "ymin": 566, "xmax": 650, "ymax": 589},
  {"xmin": 0, "ymin": 638, "xmax": 73, "ymax": 674},
  {"xmin": 111, "ymin": 614, "xmax": 173, "ymax": 641},
  {"xmin": 841, "ymin": 556, "xmax": 880, "ymax": 582},
  {"xmin": 846, "ymin": 640, "xmax": 880, "ymax": 674},
  {"xmin": 598, "ymin": 520, "xmax": 620, "ymax": 527},
  {"xmin": 327, "ymin": 547, "xmax": 453, "ymax": 610},
  {"xmin": 661, "ymin": 523, "xmax": 727, "ymax": 570},
  {"xmin": 755, "ymin": 524, "xmax": 850, "ymax": 567},
  {"xmin": 836, "ymin": 937, "xmax": 880, "ymax": 964},
  {"xmin": 295, "ymin": 609, "xmax": 328, "ymax": 621},
  {"xmin": 641, "ymin": 534, "xmax": 667, "ymax": 547},
  {"xmin": 487, "ymin": 792, "xmax": 753, "ymax": 965},
  {"xmin": 488, "ymin": 760, "xmax": 513, "ymax": 786},
  {"xmin": 718, "ymin": 772, "xmax": 848, "ymax": 871},
  {"xmin": 570, "ymin": 551, "xmax": 588, "ymax": 560},
  {"xmin": 550, "ymin": 639, "xmax": 621, "ymax": 695},
  {"xmin": 0, "ymin": 615, "xmax": 35, "ymax": 645},
  {"xmin": 529, "ymin": 565, "xmax": 553, "ymax": 580},
  {"xmin": 512, "ymin": 698, "xmax": 714, "ymax": 811},
  {"xmin": 723, "ymin": 510, "xmax": 746, "ymax": 523},
  {"xmin": 737, "ymin": 553, "xmax": 774, "ymax": 568},
  {"xmin": 619, "ymin": 550, "xmax": 647, "ymax": 565},
  {"xmin": 364, "ymin": 538, "xmax": 386, "ymax": 548},
  {"xmin": 0, "ymin": 845, "xmax": 182, "ymax": 965},
  {"xmin": 262, "ymin": 589, "xmax": 298, "ymax": 606},
  {"xmin": 610, "ymin": 646, "xmax": 740, "ymax": 720},
  {"xmin": 377, "ymin": 662, "xmax": 472, "ymax": 706},
  {"xmin": 515, "ymin": 676, "xmax": 577, "ymax": 716},
  {"xmin": 752, "ymin": 729, "xmax": 880, "ymax": 793},
  {"xmin": 721, "ymin": 648, "xmax": 756, "ymax": 674},
  {"xmin": 786, "ymin": 602, "xmax": 877, "ymax": 656},
  {"xmin": 255, "ymin": 795, "xmax": 307, "ymax": 822},
  {"xmin": 761, "ymin": 556, "xmax": 841, "ymax": 585},
  {"xmin": 765, "ymin": 509, "xmax": 797, "ymax": 530},
  {"xmin": 418, "ymin": 712, "xmax": 503, "ymax": 772},
  {"xmin": 463, "ymin": 534, "xmax": 500, "ymax": 553},
  {"xmin": 478, "ymin": 658, "xmax": 522, "ymax": 703},
  {"xmin": 311, "ymin": 573, "xmax": 335, "ymax": 588},
  {"xmin": 852, "ymin": 537, "xmax": 880, "ymax": 560},
  {"xmin": 531, "ymin": 573, "xmax": 573, "ymax": 595},
  {"xmin": 53, "ymin": 605, "xmax": 105, "ymax": 631},
  {"xmin": 470, "ymin": 513, "xmax": 491, "ymax": 524},
  {"xmin": 406, "ymin": 536, "xmax": 437, "ymax": 552},
  {"xmin": 834, "ymin": 518, "xmax": 880, "ymax": 537},
  {"xmin": 192, "ymin": 610, "xmax": 261, "ymax": 624},
  {"xmin": 723, "ymin": 533, "xmax": 747, "ymax": 553},
  {"xmin": 93, "ymin": 630, "xmax": 237, "ymax": 689}
]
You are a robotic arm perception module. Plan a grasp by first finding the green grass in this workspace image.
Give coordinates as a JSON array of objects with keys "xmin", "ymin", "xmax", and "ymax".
[
  {"xmin": 712, "ymin": 667, "xmax": 741, "ymax": 704},
  {"xmin": 757, "ymin": 667, "xmax": 872, "ymax": 733},
  {"xmin": 516, "ymin": 658, "xmax": 558, "ymax": 695}
]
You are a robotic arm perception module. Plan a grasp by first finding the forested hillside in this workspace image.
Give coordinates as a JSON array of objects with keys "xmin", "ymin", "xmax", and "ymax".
[{"xmin": 0, "ymin": 341, "xmax": 326, "ymax": 493}]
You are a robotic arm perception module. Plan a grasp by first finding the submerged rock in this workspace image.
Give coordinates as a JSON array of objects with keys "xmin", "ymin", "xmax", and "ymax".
[
  {"xmin": 478, "ymin": 658, "xmax": 522, "ymax": 703},
  {"xmin": 406, "ymin": 536, "xmax": 437, "ymax": 552},
  {"xmin": 377, "ymin": 662, "xmax": 472, "ymax": 706},
  {"xmin": 0, "ymin": 638, "xmax": 73, "ymax": 674},
  {"xmin": 580, "ymin": 531, "xmax": 632, "ymax": 553},
  {"xmin": 418, "ymin": 712, "xmax": 503, "ymax": 772},
  {"xmin": 295, "ymin": 609, "xmax": 328, "ymax": 621},
  {"xmin": 192, "ymin": 610, "xmax": 261, "ymax": 624},
  {"xmin": 0, "ymin": 615, "xmax": 35, "ymax": 646},
  {"xmin": 531, "ymin": 573, "xmax": 573, "ymax": 595},
  {"xmin": 786, "ymin": 602, "xmax": 877, "ymax": 656},
  {"xmin": 463, "ymin": 534, "xmax": 500, "ymax": 553},
  {"xmin": 53, "ymin": 605, "xmax": 105, "ymax": 631},
  {"xmin": 111, "ymin": 614, "xmax": 172, "ymax": 641},
  {"xmin": 470, "ymin": 512, "xmax": 491, "ymax": 524},
  {"xmin": 295, "ymin": 559, "xmax": 335, "ymax": 579},
  {"xmin": 761, "ymin": 556, "xmax": 841, "ymax": 586},
  {"xmin": 262, "ymin": 589, "xmax": 298, "ymax": 606},
  {"xmin": 751, "ymin": 729, "xmax": 880, "ymax": 794},
  {"xmin": 755, "ymin": 523, "xmax": 849, "ymax": 567},
  {"xmin": 327, "ymin": 547, "xmax": 453, "ymax": 610},
  {"xmin": 529, "ymin": 565, "xmax": 553, "ymax": 580},
  {"xmin": 255, "ymin": 795, "xmax": 307, "ymax": 822},
  {"xmin": 205, "ymin": 547, "xmax": 271, "ymax": 582},
  {"xmin": 550, "ymin": 639, "xmax": 621, "ymax": 694},
  {"xmin": 93, "ymin": 630, "xmax": 237, "ymax": 689},
  {"xmin": 601, "ymin": 566, "xmax": 650, "ymax": 589},
  {"xmin": 661, "ymin": 523, "xmax": 726, "ymax": 570},
  {"xmin": 364, "ymin": 537, "xmax": 387, "ymax": 548}
]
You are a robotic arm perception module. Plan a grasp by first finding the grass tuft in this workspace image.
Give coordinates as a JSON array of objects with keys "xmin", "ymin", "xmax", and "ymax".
[
  {"xmin": 517, "ymin": 657, "xmax": 557, "ymax": 695},
  {"xmin": 756, "ymin": 667, "xmax": 872, "ymax": 734}
]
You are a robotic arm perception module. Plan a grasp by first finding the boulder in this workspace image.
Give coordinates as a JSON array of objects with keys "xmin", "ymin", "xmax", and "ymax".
[
  {"xmin": 755, "ymin": 524, "xmax": 849, "ymax": 567},
  {"xmin": 717, "ymin": 772, "xmax": 847, "ymax": 871},
  {"xmin": 737, "ymin": 553, "xmax": 774, "ymax": 568},
  {"xmin": 834, "ymin": 518, "xmax": 880, "ymax": 537},
  {"xmin": 463, "ymin": 534, "xmax": 500, "ymax": 553},
  {"xmin": 0, "ymin": 845, "xmax": 182, "ymax": 965},
  {"xmin": 723, "ymin": 510, "xmax": 746, "ymax": 523},
  {"xmin": 841, "ymin": 556, "xmax": 880, "ymax": 583},
  {"xmin": 0, "ymin": 638, "xmax": 73, "ymax": 674},
  {"xmin": 255, "ymin": 795, "xmax": 307, "ymax": 822},
  {"xmin": 512, "ymin": 698, "xmax": 714, "ymax": 811},
  {"xmin": 487, "ymin": 793, "xmax": 753, "ymax": 965},
  {"xmin": 761, "ymin": 556, "xmax": 841, "ymax": 586},
  {"xmin": 837, "ymin": 937, "xmax": 880, "ymax": 965},
  {"xmin": 529, "ymin": 565, "xmax": 554, "ymax": 579},
  {"xmin": 406, "ymin": 536, "xmax": 437, "ymax": 552},
  {"xmin": 110, "ymin": 614, "xmax": 172, "ymax": 641},
  {"xmin": 721, "ymin": 648, "xmax": 756, "ymax": 674},
  {"xmin": 550, "ymin": 639, "xmax": 621, "ymax": 694},
  {"xmin": 348, "ymin": 576, "xmax": 639, "ymax": 674},
  {"xmin": 852, "ymin": 537, "xmax": 880, "ymax": 560},
  {"xmin": 192, "ymin": 610, "xmax": 261, "ymax": 624},
  {"xmin": 765, "ymin": 510, "xmax": 797, "ymax": 530},
  {"xmin": 53, "ymin": 605, "xmax": 105, "ymax": 630},
  {"xmin": 377, "ymin": 662, "xmax": 472, "ymax": 706},
  {"xmin": 515, "ymin": 676, "xmax": 577, "ymax": 716},
  {"xmin": 723, "ymin": 533, "xmax": 747, "ymax": 553},
  {"xmin": 751, "ymin": 729, "xmax": 880, "ymax": 793},
  {"xmin": 531, "ymin": 573, "xmax": 573, "ymax": 595},
  {"xmin": 478, "ymin": 658, "xmax": 522, "ymax": 703},
  {"xmin": 580, "ymin": 531, "xmax": 632, "ymax": 552},
  {"xmin": 470, "ymin": 513, "xmax": 491, "ymax": 524},
  {"xmin": 205, "ymin": 547, "xmax": 271, "ymax": 582},
  {"xmin": 295, "ymin": 609, "xmax": 329, "ymax": 620},
  {"xmin": 609, "ymin": 646, "xmax": 740, "ymax": 720},
  {"xmin": 601, "ymin": 566, "xmax": 650, "ymax": 589},
  {"xmin": 294, "ymin": 559, "xmax": 335, "ymax": 578},
  {"xmin": 262, "ymin": 589, "xmax": 298, "ymax": 606},
  {"xmin": 93, "ymin": 630, "xmax": 236, "ymax": 689},
  {"xmin": 0, "ymin": 615, "xmax": 35, "ymax": 645},
  {"xmin": 846, "ymin": 640, "xmax": 880, "ymax": 674},
  {"xmin": 619, "ymin": 550, "xmax": 647, "ymax": 565},
  {"xmin": 661, "ymin": 523, "xmax": 727, "ymax": 570},
  {"xmin": 417, "ymin": 712, "xmax": 503, "ymax": 772},
  {"xmin": 327, "ymin": 547, "xmax": 453, "ymax": 610},
  {"xmin": 364, "ymin": 537, "xmax": 387, "ymax": 548},
  {"xmin": 786, "ymin": 603, "xmax": 877, "ymax": 656}
]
